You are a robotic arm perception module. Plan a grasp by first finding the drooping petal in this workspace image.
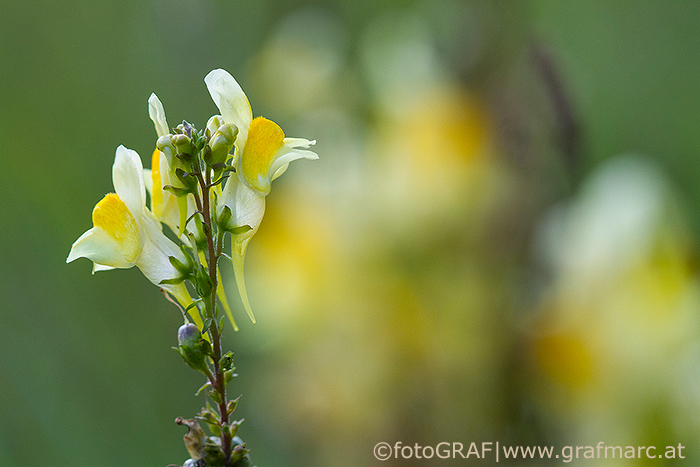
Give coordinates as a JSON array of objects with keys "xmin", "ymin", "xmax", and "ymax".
[
  {"xmin": 216, "ymin": 176, "xmax": 265, "ymax": 324},
  {"xmin": 112, "ymin": 145, "xmax": 147, "ymax": 223},
  {"xmin": 148, "ymin": 93, "xmax": 170, "ymax": 138},
  {"xmin": 231, "ymin": 249, "xmax": 256, "ymax": 324},
  {"xmin": 66, "ymin": 193, "xmax": 141, "ymax": 268},
  {"xmin": 216, "ymin": 266, "xmax": 239, "ymax": 331},
  {"xmin": 269, "ymin": 147, "xmax": 319, "ymax": 183},
  {"xmin": 204, "ymin": 69, "xmax": 252, "ymax": 154},
  {"xmin": 272, "ymin": 140, "xmax": 317, "ymax": 180}
]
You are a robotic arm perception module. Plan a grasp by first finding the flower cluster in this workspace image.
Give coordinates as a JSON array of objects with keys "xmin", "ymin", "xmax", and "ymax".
[
  {"xmin": 67, "ymin": 68, "xmax": 317, "ymax": 330},
  {"xmin": 67, "ymin": 68, "xmax": 317, "ymax": 466}
]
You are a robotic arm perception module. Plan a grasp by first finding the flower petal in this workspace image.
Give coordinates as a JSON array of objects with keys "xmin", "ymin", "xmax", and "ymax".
[
  {"xmin": 216, "ymin": 266, "xmax": 239, "ymax": 332},
  {"xmin": 148, "ymin": 93, "xmax": 170, "ymax": 138},
  {"xmin": 231, "ymin": 248, "xmax": 256, "ymax": 324},
  {"xmin": 136, "ymin": 214, "xmax": 189, "ymax": 288},
  {"xmin": 112, "ymin": 145, "xmax": 147, "ymax": 223},
  {"xmin": 67, "ymin": 227, "xmax": 136, "ymax": 269},
  {"xmin": 204, "ymin": 69, "xmax": 252, "ymax": 153},
  {"xmin": 66, "ymin": 193, "xmax": 141, "ymax": 268},
  {"xmin": 270, "ymin": 147, "xmax": 319, "ymax": 180},
  {"xmin": 238, "ymin": 117, "xmax": 285, "ymax": 195},
  {"xmin": 218, "ymin": 174, "xmax": 266, "ymax": 235},
  {"xmin": 283, "ymin": 137, "xmax": 317, "ymax": 149},
  {"xmin": 216, "ymin": 176, "xmax": 265, "ymax": 324}
]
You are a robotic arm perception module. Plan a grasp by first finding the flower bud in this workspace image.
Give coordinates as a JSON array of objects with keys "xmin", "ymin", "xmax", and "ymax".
[
  {"xmin": 156, "ymin": 134, "xmax": 177, "ymax": 163},
  {"xmin": 209, "ymin": 123, "xmax": 238, "ymax": 167},
  {"xmin": 175, "ymin": 323, "xmax": 210, "ymax": 373},
  {"xmin": 178, "ymin": 323, "xmax": 201, "ymax": 348},
  {"xmin": 206, "ymin": 115, "xmax": 226, "ymax": 137},
  {"xmin": 173, "ymin": 133, "xmax": 195, "ymax": 159}
]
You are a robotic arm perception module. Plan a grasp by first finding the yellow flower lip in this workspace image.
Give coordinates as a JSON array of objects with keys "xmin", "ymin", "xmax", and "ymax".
[
  {"xmin": 150, "ymin": 149, "xmax": 165, "ymax": 218},
  {"xmin": 240, "ymin": 116, "xmax": 285, "ymax": 195},
  {"xmin": 92, "ymin": 193, "xmax": 141, "ymax": 263}
]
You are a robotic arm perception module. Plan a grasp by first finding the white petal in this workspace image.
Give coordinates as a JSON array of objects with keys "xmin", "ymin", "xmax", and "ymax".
[
  {"xmin": 113, "ymin": 146, "xmax": 146, "ymax": 220},
  {"xmin": 204, "ymin": 69, "xmax": 252, "ymax": 152},
  {"xmin": 66, "ymin": 227, "xmax": 136, "ymax": 269},
  {"xmin": 135, "ymin": 214, "xmax": 188, "ymax": 288},
  {"xmin": 143, "ymin": 168, "xmax": 153, "ymax": 196},
  {"xmin": 269, "ymin": 147, "xmax": 319, "ymax": 182},
  {"xmin": 271, "ymin": 163, "xmax": 289, "ymax": 181},
  {"xmin": 217, "ymin": 177, "xmax": 264, "ymax": 326},
  {"xmin": 231, "ymin": 248, "xmax": 256, "ymax": 324},
  {"xmin": 217, "ymin": 175, "xmax": 266, "ymax": 235},
  {"xmin": 283, "ymin": 137, "xmax": 316, "ymax": 149},
  {"xmin": 148, "ymin": 93, "xmax": 170, "ymax": 137}
]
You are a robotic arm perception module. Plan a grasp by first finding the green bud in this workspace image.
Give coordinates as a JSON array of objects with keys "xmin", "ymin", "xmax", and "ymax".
[
  {"xmin": 206, "ymin": 115, "xmax": 226, "ymax": 137},
  {"xmin": 208, "ymin": 123, "xmax": 238, "ymax": 167},
  {"xmin": 219, "ymin": 351, "xmax": 234, "ymax": 371},
  {"xmin": 172, "ymin": 134, "xmax": 196, "ymax": 164},
  {"xmin": 156, "ymin": 134, "xmax": 177, "ymax": 162},
  {"xmin": 228, "ymin": 419, "xmax": 243, "ymax": 438},
  {"xmin": 178, "ymin": 323, "xmax": 200, "ymax": 348},
  {"xmin": 169, "ymin": 255, "xmax": 193, "ymax": 277},
  {"xmin": 194, "ymin": 265, "xmax": 213, "ymax": 298},
  {"xmin": 230, "ymin": 437, "xmax": 252, "ymax": 466},
  {"xmin": 176, "ymin": 120, "xmax": 195, "ymax": 138},
  {"xmin": 203, "ymin": 436, "xmax": 226, "ymax": 466},
  {"xmin": 175, "ymin": 168, "xmax": 197, "ymax": 192},
  {"xmin": 227, "ymin": 396, "xmax": 240, "ymax": 415},
  {"xmin": 216, "ymin": 205, "xmax": 232, "ymax": 231},
  {"xmin": 175, "ymin": 323, "xmax": 209, "ymax": 373}
]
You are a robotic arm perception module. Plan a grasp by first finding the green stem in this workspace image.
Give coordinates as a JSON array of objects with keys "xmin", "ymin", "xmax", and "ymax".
[{"xmin": 196, "ymin": 168, "xmax": 233, "ymax": 465}]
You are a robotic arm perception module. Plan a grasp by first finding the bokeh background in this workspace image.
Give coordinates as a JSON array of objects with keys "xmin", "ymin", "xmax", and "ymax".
[{"xmin": 2, "ymin": 1, "xmax": 700, "ymax": 466}]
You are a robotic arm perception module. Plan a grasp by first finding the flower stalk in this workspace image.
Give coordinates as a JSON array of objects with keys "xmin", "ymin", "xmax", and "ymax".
[{"xmin": 67, "ymin": 68, "xmax": 317, "ymax": 467}]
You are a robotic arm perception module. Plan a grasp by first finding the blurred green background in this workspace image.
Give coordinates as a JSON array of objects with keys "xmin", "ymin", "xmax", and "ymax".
[{"xmin": 3, "ymin": 1, "xmax": 700, "ymax": 466}]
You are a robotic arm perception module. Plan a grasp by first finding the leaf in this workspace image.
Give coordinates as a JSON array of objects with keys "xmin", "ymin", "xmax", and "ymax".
[
  {"xmin": 208, "ymin": 389, "xmax": 223, "ymax": 405},
  {"xmin": 201, "ymin": 318, "xmax": 214, "ymax": 335},
  {"xmin": 195, "ymin": 381, "xmax": 212, "ymax": 396}
]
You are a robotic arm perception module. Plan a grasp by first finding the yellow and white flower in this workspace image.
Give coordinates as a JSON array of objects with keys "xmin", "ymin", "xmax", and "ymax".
[
  {"xmin": 146, "ymin": 92, "xmax": 237, "ymax": 330},
  {"xmin": 204, "ymin": 68, "xmax": 318, "ymax": 196},
  {"xmin": 146, "ymin": 93, "xmax": 198, "ymax": 238},
  {"xmin": 67, "ymin": 145, "xmax": 192, "ymax": 308},
  {"xmin": 205, "ymin": 68, "xmax": 318, "ymax": 322}
]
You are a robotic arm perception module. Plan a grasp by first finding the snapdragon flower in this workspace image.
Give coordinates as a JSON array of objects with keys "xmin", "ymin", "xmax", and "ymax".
[
  {"xmin": 67, "ymin": 145, "xmax": 193, "ymax": 308},
  {"xmin": 205, "ymin": 68, "xmax": 318, "ymax": 322}
]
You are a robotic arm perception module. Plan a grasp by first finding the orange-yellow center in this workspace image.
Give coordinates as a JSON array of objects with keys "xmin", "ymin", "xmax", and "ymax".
[
  {"xmin": 92, "ymin": 193, "xmax": 141, "ymax": 263},
  {"xmin": 150, "ymin": 148, "xmax": 165, "ymax": 217},
  {"xmin": 240, "ymin": 116, "xmax": 285, "ymax": 194}
]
